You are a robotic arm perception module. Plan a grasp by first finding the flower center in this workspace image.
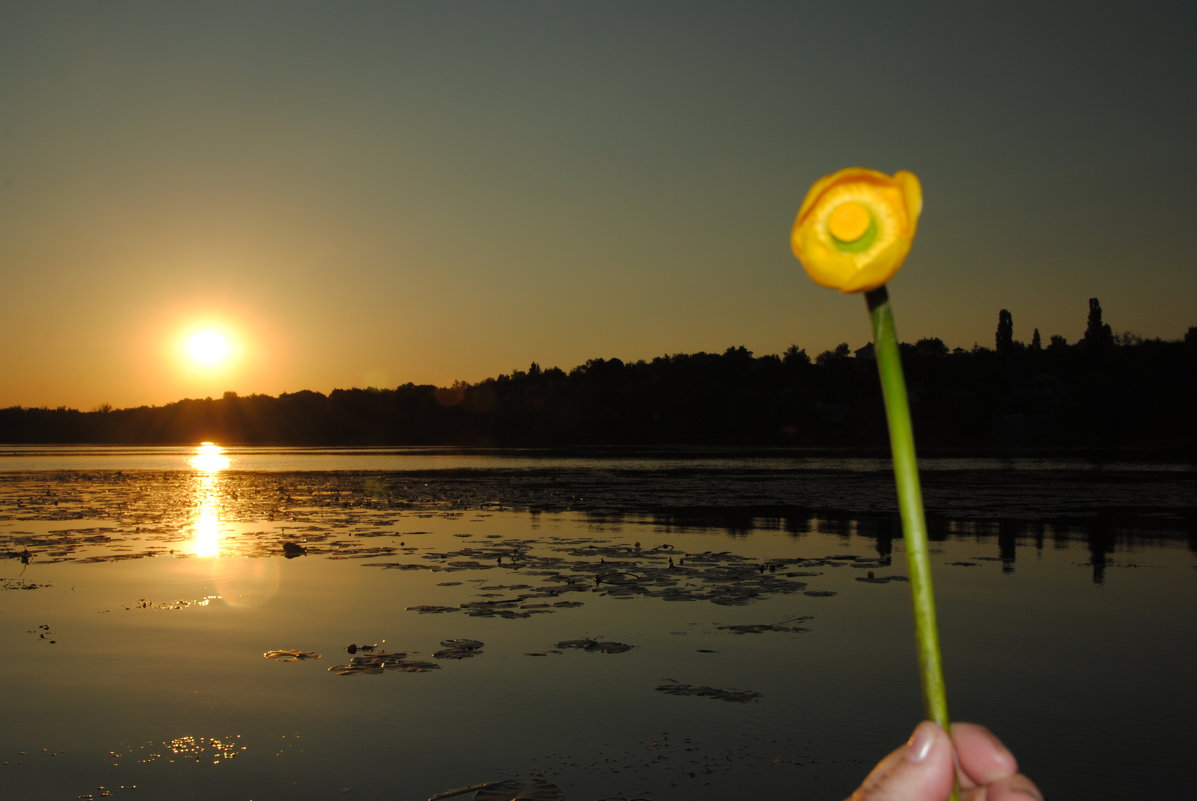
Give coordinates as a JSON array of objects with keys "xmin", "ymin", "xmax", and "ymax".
[{"xmin": 828, "ymin": 201, "xmax": 872, "ymax": 243}]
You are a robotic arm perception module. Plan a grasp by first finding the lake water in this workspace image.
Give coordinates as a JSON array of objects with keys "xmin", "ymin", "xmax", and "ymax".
[{"xmin": 1, "ymin": 445, "xmax": 1194, "ymax": 800}]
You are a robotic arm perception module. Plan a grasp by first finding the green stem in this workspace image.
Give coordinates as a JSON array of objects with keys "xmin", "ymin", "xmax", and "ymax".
[{"xmin": 865, "ymin": 286, "xmax": 951, "ymax": 732}]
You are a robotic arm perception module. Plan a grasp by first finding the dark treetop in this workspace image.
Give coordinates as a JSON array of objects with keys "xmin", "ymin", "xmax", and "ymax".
[{"xmin": 5, "ymin": 320, "xmax": 1196, "ymax": 451}]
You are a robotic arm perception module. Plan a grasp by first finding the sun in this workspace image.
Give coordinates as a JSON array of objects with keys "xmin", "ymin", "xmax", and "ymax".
[{"xmin": 181, "ymin": 325, "xmax": 237, "ymax": 369}]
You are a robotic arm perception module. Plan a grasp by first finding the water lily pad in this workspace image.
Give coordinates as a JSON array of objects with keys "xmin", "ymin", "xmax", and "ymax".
[
  {"xmin": 327, "ymin": 651, "xmax": 440, "ymax": 675},
  {"xmin": 855, "ymin": 574, "xmax": 907, "ymax": 583},
  {"xmin": 717, "ymin": 623, "xmax": 810, "ymax": 635},
  {"xmin": 435, "ymin": 638, "xmax": 484, "ymax": 660},
  {"xmin": 440, "ymin": 638, "xmax": 484, "ymax": 650},
  {"xmin": 435, "ymin": 648, "xmax": 480, "ymax": 659},
  {"xmin": 553, "ymin": 638, "xmax": 632, "ymax": 653},
  {"xmin": 655, "ymin": 682, "xmax": 761, "ymax": 703},
  {"xmin": 263, "ymin": 649, "xmax": 322, "ymax": 661},
  {"xmin": 1, "ymin": 578, "xmax": 50, "ymax": 590},
  {"xmin": 554, "ymin": 638, "xmax": 598, "ymax": 650}
]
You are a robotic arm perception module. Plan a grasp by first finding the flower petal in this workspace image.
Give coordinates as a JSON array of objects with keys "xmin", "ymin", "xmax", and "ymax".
[{"xmin": 791, "ymin": 167, "xmax": 922, "ymax": 293}]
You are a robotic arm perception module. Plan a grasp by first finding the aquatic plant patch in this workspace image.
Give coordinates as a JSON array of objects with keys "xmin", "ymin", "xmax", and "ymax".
[{"xmin": 654, "ymin": 682, "xmax": 763, "ymax": 703}]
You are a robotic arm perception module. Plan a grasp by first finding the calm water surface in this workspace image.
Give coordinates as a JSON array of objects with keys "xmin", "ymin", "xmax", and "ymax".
[{"xmin": 1, "ymin": 446, "xmax": 1194, "ymax": 800}]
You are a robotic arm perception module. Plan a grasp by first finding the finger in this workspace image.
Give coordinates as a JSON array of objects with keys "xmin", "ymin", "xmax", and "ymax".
[
  {"xmin": 846, "ymin": 721, "xmax": 956, "ymax": 801},
  {"xmin": 976, "ymin": 773, "xmax": 1045, "ymax": 801},
  {"xmin": 950, "ymin": 722, "xmax": 1019, "ymax": 788}
]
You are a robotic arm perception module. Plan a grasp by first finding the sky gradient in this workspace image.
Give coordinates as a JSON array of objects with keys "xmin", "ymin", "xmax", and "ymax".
[{"xmin": 2, "ymin": 0, "xmax": 1194, "ymax": 411}]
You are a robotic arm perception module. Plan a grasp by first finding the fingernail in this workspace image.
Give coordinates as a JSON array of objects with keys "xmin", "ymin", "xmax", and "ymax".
[
  {"xmin": 905, "ymin": 721, "xmax": 937, "ymax": 763},
  {"xmin": 1010, "ymin": 780, "xmax": 1045, "ymax": 800}
]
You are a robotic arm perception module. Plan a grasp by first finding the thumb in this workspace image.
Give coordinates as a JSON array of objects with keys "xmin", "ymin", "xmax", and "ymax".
[{"xmin": 847, "ymin": 721, "xmax": 956, "ymax": 801}]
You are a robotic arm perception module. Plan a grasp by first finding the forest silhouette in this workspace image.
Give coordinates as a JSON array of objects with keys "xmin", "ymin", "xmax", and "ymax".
[{"xmin": 4, "ymin": 301, "xmax": 1195, "ymax": 450}]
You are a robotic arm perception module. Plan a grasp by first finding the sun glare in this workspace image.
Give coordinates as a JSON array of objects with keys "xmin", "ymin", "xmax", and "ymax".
[{"xmin": 183, "ymin": 327, "xmax": 235, "ymax": 368}]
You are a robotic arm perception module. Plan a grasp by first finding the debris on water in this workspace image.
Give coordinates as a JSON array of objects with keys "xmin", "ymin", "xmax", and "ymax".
[
  {"xmin": 655, "ymin": 681, "xmax": 762, "ymax": 703},
  {"xmin": 282, "ymin": 542, "xmax": 307, "ymax": 558},
  {"xmin": 803, "ymin": 590, "xmax": 837, "ymax": 597},
  {"xmin": 263, "ymin": 649, "xmax": 322, "ymax": 661},
  {"xmin": 407, "ymin": 605, "xmax": 462, "ymax": 614}
]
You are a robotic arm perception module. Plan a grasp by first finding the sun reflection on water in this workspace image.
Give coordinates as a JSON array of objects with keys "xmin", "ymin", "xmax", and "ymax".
[
  {"xmin": 187, "ymin": 443, "xmax": 229, "ymax": 557},
  {"xmin": 108, "ymin": 734, "xmax": 246, "ymax": 767},
  {"xmin": 189, "ymin": 441, "xmax": 231, "ymax": 473}
]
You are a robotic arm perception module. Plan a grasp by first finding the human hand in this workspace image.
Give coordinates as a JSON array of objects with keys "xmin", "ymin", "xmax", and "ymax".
[{"xmin": 846, "ymin": 721, "xmax": 1043, "ymax": 801}]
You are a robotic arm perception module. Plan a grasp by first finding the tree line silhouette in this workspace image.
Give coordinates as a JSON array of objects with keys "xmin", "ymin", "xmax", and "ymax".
[{"xmin": 3, "ymin": 299, "xmax": 1195, "ymax": 450}]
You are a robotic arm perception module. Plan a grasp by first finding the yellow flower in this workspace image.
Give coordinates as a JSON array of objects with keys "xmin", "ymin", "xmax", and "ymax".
[{"xmin": 791, "ymin": 167, "xmax": 923, "ymax": 293}]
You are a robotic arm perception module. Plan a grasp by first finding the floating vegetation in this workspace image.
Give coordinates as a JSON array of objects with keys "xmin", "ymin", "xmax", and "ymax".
[
  {"xmin": 1, "ymin": 577, "xmax": 49, "ymax": 590},
  {"xmin": 554, "ymin": 638, "xmax": 633, "ymax": 654},
  {"xmin": 460, "ymin": 599, "xmax": 544, "ymax": 619},
  {"xmin": 440, "ymin": 638, "xmax": 484, "ymax": 649},
  {"xmin": 555, "ymin": 639, "xmax": 597, "ymax": 650},
  {"xmin": 407, "ymin": 605, "xmax": 462, "ymax": 614},
  {"xmin": 374, "ymin": 562, "xmax": 445, "ymax": 572},
  {"xmin": 386, "ymin": 537, "xmax": 828, "ymax": 616},
  {"xmin": 3, "ymin": 547, "xmax": 33, "ymax": 564},
  {"xmin": 26, "ymin": 623, "xmax": 57, "ymax": 644},
  {"xmin": 802, "ymin": 590, "xmax": 837, "ymax": 597},
  {"xmin": 716, "ymin": 621, "xmax": 811, "ymax": 635},
  {"xmin": 424, "ymin": 778, "xmax": 565, "ymax": 801},
  {"xmin": 263, "ymin": 649, "xmax": 322, "ymax": 662},
  {"xmin": 327, "ymin": 652, "xmax": 440, "ymax": 676},
  {"xmin": 655, "ymin": 681, "xmax": 762, "ymax": 703},
  {"xmin": 435, "ymin": 638, "xmax": 485, "ymax": 659},
  {"xmin": 472, "ymin": 779, "xmax": 564, "ymax": 801}
]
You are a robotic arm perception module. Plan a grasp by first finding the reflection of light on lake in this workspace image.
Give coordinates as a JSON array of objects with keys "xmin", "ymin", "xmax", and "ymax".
[
  {"xmin": 110, "ymin": 734, "xmax": 246, "ymax": 766},
  {"xmin": 188, "ymin": 443, "xmax": 229, "ymax": 557},
  {"xmin": 184, "ymin": 442, "xmax": 282, "ymax": 604},
  {"xmin": 190, "ymin": 493, "xmax": 223, "ymax": 557}
]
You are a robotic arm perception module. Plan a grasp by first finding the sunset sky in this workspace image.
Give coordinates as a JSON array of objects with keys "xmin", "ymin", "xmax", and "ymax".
[{"xmin": 2, "ymin": 0, "xmax": 1194, "ymax": 411}]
